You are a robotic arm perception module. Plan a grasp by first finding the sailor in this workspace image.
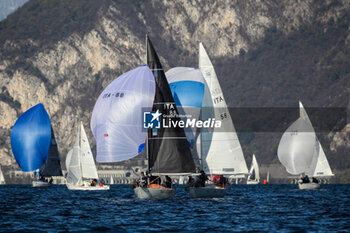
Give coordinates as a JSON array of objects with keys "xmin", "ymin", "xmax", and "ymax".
[
  {"xmin": 140, "ymin": 171, "xmax": 147, "ymax": 187},
  {"xmin": 312, "ymin": 177, "xmax": 319, "ymax": 183},
  {"xmin": 164, "ymin": 175, "xmax": 172, "ymax": 188},
  {"xmin": 91, "ymin": 179, "xmax": 97, "ymax": 186},
  {"xmin": 199, "ymin": 170, "xmax": 208, "ymax": 187}
]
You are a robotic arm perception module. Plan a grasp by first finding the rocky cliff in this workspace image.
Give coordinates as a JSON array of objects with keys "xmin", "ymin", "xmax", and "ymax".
[{"xmin": 0, "ymin": 0, "xmax": 349, "ymax": 181}]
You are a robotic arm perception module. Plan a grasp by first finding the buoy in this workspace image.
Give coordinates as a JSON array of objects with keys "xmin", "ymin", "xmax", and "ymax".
[{"xmin": 263, "ymin": 179, "xmax": 267, "ymax": 185}]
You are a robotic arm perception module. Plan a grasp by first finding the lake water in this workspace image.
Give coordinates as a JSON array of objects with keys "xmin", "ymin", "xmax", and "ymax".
[{"xmin": 0, "ymin": 184, "xmax": 349, "ymax": 232}]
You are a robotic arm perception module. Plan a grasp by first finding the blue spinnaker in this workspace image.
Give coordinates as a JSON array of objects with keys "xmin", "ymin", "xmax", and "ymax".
[{"xmin": 11, "ymin": 103, "xmax": 51, "ymax": 172}]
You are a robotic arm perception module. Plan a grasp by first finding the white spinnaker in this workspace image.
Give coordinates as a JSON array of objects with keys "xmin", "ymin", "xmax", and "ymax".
[
  {"xmin": 91, "ymin": 66, "xmax": 156, "ymax": 162},
  {"xmin": 248, "ymin": 154, "xmax": 260, "ymax": 181},
  {"xmin": 278, "ymin": 115, "xmax": 316, "ymax": 175},
  {"xmin": 66, "ymin": 131, "xmax": 82, "ymax": 186},
  {"xmin": 80, "ymin": 122, "xmax": 98, "ymax": 179},
  {"xmin": 199, "ymin": 43, "xmax": 248, "ymax": 175}
]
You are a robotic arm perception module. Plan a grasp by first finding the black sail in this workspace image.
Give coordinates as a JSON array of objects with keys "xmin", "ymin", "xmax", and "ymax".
[
  {"xmin": 39, "ymin": 128, "xmax": 63, "ymax": 177},
  {"xmin": 146, "ymin": 36, "xmax": 196, "ymax": 174}
]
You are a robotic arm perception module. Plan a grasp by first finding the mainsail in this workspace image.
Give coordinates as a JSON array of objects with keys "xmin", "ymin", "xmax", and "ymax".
[
  {"xmin": 80, "ymin": 122, "xmax": 99, "ymax": 179},
  {"xmin": 91, "ymin": 66, "xmax": 156, "ymax": 162},
  {"xmin": 199, "ymin": 43, "xmax": 248, "ymax": 175},
  {"xmin": 147, "ymin": 36, "xmax": 196, "ymax": 174},
  {"xmin": 39, "ymin": 128, "xmax": 62, "ymax": 177},
  {"xmin": 278, "ymin": 101, "xmax": 333, "ymax": 177},
  {"xmin": 66, "ymin": 123, "xmax": 99, "ymax": 186},
  {"xmin": 11, "ymin": 103, "xmax": 51, "ymax": 172}
]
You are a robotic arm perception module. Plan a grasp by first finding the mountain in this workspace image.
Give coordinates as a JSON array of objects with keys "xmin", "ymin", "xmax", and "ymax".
[
  {"xmin": 0, "ymin": 0, "xmax": 349, "ymax": 182},
  {"xmin": 0, "ymin": 0, "xmax": 28, "ymax": 21}
]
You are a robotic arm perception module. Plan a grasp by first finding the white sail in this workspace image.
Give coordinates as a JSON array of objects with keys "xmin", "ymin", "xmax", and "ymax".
[
  {"xmin": 278, "ymin": 117, "xmax": 316, "ymax": 175},
  {"xmin": 199, "ymin": 43, "xmax": 248, "ymax": 175},
  {"xmin": 91, "ymin": 65, "xmax": 155, "ymax": 163},
  {"xmin": 66, "ymin": 131, "xmax": 82, "ymax": 186},
  {"xmin": 80, "ymin": 122, "xmax": 99, "ymax": 180},
  {"xmin": 267, "ymin": 171, "xmax": 270, "ymax": 183},
  {"xmin": 247, "ymin": 154, "xmax": 260, "ymax": 181},
  {"xmin": 0, "ymin": 166, "xmax": 5, "ymax": 184},
  {"xmin": 312, "ymin": 138, "xmax": 334, "ymax": 177},
  {"xmin": 278, "ymin": 101, "xmax": 333, "ymax": 177}
]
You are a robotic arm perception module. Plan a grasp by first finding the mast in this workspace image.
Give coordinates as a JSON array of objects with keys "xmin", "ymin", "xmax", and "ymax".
[{"xmin": 146, "ymin": 34, "xmax": 150, "ymax": 174}]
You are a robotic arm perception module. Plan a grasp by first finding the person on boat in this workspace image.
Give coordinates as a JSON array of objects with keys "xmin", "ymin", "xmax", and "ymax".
[
  {"xmin": 164, "ymin": 175, "xmax": 172, "ymax": 188},
  {"xmin": 214, "ymin": 175, "xmax": 226, "ymax": 186},
  {"xmin": 301, "ymin": 175, "xmax": 310, "ymax": 183},
  {"xmin": 150, "ymin": 175, "xmax": 161, "ymax": 185},
  {"xmin": 312, "ymin": 177, "xmax": 319, "ymax": 183},
  {"xmin": 199, "ymin": 170, "xmax": 208, "ymax": 187},
  {"xmin": 49, "ymin": 177, "xmax": 53, "ymax": 184},
  {"xmin": 139, "ymin": 171, "xmax": 147, "ymax": 187},
  {"xmin": 91, "ymin": 179, "xmax": 97, "ymax": 186},
  {"xmin": 187, "ymin": 176, "xmax": 195, "ymax": 186}
]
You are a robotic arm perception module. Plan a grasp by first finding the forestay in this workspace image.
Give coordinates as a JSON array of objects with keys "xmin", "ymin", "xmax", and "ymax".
[{"xmin": 91, "ymin": 66, "xmax": 156, "ymax": 162}]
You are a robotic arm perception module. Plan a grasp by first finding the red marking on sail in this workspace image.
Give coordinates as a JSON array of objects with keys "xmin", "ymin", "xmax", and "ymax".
[
  {"xmin": 82, "ymin": 139, "xmax": 86, "ymax": 142},
  {"xmin": 104, "ymin": 133, "xmax": 109, "ymax": 137}
]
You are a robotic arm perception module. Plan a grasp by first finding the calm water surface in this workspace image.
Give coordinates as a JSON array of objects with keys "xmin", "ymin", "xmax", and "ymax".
[{"xmin": 0, "ymin": 184, "xmax": 349, "ymax": 232}]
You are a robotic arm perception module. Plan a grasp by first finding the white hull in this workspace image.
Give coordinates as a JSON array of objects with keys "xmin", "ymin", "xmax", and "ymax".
[
  {"xmin": 66, "ymin": 183, "xmax": 110, "ymax": 191},
  {"xmin": 32, "ymin": 180, "xmax": 51, "ymax": 187},
  {"xmin": 187, "ymin": 184, "xmax": 229, "ymax": 198},
  {"xmin": 134, "ymin": 186, "xmax": 175, "ymax": 200},
  {"xmin": 246, "ymin": 180, "xmax": 259, "ymax": 185},
  {"xmin": 298, "ymin": 182, "xmax": 321, "ymax": 190}
]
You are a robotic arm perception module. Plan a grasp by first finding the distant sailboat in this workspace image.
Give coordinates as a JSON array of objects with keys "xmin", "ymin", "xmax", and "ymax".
[
  {"xmin": 278, "ymin": 101, "xmax": 334, "ymax": 190},
  {"xmin": 66, "ymin": 122, "xmax": 109, "ymax": 190},
  {"xmin": 181, "ymin": 43, "xmax": 248, "ymax": 198},
  {"xmin": 11, "ymin": 103, "xmax": 62, "ymax": 187},
  {"xmin": 247, "ymin": 154, "xmax": 260, "ymax": 184},
  {"xmin": 0, "ymin": 166, "xmax": 5, "ymax": 185}
]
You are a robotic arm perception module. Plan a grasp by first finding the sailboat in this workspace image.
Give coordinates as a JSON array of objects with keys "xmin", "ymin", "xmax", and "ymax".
[
  {"xmin": 177, "ymin": 43, "xmax": 249, "ymax": 198},
  {"xmin": 247, "ymin": 154, "xmax": 260, "ymax": 184},
  {"xmin": 11, "ymin": 103, "xmax": 63, "ymax": 187},
  {"xmin": 0, "ymin": 166, "xmax": 5, "ymax": 185},
  {"xmin": 264, "ymin": 171, "xmax": 270, "ymax": 184},
  {"xmin": 33, "ymin": 128, "xmax": 63, "ymax": 187},
  {"xmin": 132, "ymin": 36, "xmax": 197, "ymax": 199},
  {"xmin": 278, "ymin": 101, "xmax": 334, "ymax": 190},
  {"xmin": 66, "ymin": 122, "xmax": 109, "ymax": 190}
]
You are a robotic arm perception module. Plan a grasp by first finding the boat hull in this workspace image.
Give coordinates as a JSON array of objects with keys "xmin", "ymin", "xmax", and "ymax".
[
  {"xmin": 134, "ymin": 185, "xmax": 175, "ymax": 200},
  {"xmin": 66, "ymin": 183, "xmax": 110, "ymax": 191},
  {"xmin": 32, "ymin": 180, "xmax": 51, "ymax": 187},
  {"xmin": 298, "ymin": 182, "xmax": 321, "ymax": 190},
  {"xmin": 247, "ymin": 180, "xmax": 259, "ymax": 185},
  {"xmin": 187, "ymin": 184, "xmax": 229, "ymax": 198}
]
